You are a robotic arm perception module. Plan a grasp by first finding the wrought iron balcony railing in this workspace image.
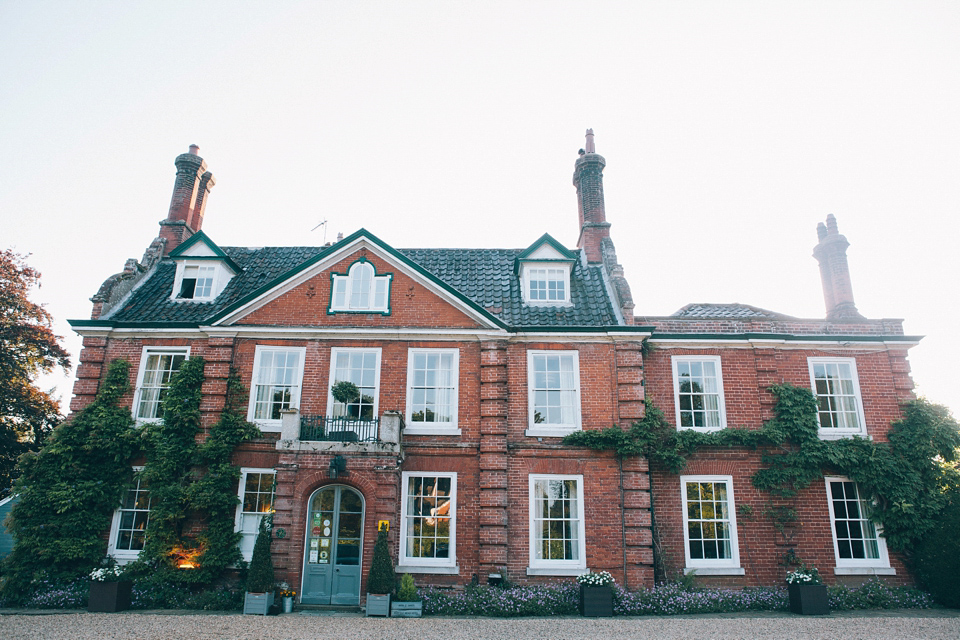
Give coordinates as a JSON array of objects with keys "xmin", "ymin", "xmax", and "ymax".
[{"xmin": 299, "ymin": 415, "xmax": 380, "ymax": 443}]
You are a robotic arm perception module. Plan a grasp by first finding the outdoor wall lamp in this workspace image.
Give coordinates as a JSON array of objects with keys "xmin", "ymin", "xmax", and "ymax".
[{"xmin": 328, "ymin": 455, "xmax": 349, "ymax": 479}]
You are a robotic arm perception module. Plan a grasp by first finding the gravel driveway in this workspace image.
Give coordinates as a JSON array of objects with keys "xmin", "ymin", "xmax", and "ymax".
[{"xmin": 2, "ymin": 611, "xmax": 959, "ymax": 640}]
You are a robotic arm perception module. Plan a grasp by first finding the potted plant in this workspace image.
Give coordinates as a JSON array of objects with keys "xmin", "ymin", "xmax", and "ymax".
[
  {"xmin": 577, "ymin": 570, "xmax": 614, "ymax": 617},
  {"xmin": 365, "ymin": 524, "xmax": 395, "ymax": 616},
  {"xmin": 279, "ymin": 584, "xmax": 296, "ymax": 614},
  {"xmin": 88, "ymin": 564, "xmax": 133, "ymax": 612},
  {"xmin": 390, "ymin": 573, "xmax": 422, "ymax": 618},
  {"xmin": 244, "ymin": 515, "xmax": 276, "ymax": 615},
  {"xmin": 786, "ymin": 563, "xmax": 829, "ymax": 615}
]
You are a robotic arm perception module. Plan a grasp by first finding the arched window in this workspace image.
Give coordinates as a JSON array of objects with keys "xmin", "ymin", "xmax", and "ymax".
[{"xmin": 329, "ymin": 261, "xmax": 391, "ymax": 313}]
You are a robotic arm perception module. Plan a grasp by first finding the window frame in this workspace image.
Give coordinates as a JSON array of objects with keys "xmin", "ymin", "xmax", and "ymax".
[
  {"xmin": 133, "ymin": 346, "xmax": 190, "ymax": 425},
  {"xmin": 527, "ymin": 474, "xmax": 586, "ymax": 575},
  {"xmin": 680, "ymin": 474, "xmax": 743, "ymax": 574},
  {"xmin": 327, "ymin": 259, "xmax": 393, "ymax": 315},
  {"xmin": 671, "ymin": 355, "xmax": 727, "ymax": 432},
  {"xmin": 234, "ymin": 468, "xmax": 276, "ymax": 563},
  {"xmin": 246, "ymin": 345, "xmax": 307, "ymax": 431},
  {"xmin": 326, "ymin": 347, "xmax": 382, "ymax": 422},
  {"xmin": 824, "ymin": 476, "xmax": 893, "ymax": 574},
  {"xmin": 404, "ymin": 348, "xmax": 460, "ymax": 435},
  {"xmin": 107, "ymin": 467, "xmax": 151, "ymax": 563},
  {"xmin": 520, "ymin": 261, "xmax": 572, "ymax": 306},
  {"xmin": 171, "ymin": 259, "xmax": 229, "ymax": 302},
  {"xmin": 397, "ymin": 471, "xmax": 458, "ymax": 573},
  {"xmin": 807, "ymin": 357, "xmax": 868, "ymax": 439},
  {"xmin": 525, "ymin": 350, "xmax": 582, "ymax": 437}
]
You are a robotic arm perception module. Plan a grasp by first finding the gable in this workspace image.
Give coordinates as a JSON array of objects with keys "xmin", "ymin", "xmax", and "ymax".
[{"xmin": 223, "ymin": 244, "xmax": 493, "ymax": 330}]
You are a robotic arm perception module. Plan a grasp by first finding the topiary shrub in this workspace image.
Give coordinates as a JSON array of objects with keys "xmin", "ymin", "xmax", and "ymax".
[
  {"xmin": 331, "ymin": 381, "xmax": 360, "ymax": 405},
  {"xmin": 246, "ymin": 514, "xmax": 274, "ymax": 593},
  {"xmin": 912, "ymin": 489, "xmax": 960, "ymax": 608},
  {"xmin": 366, "ymin": 526, "xmax": 395, "ymax": 595}
]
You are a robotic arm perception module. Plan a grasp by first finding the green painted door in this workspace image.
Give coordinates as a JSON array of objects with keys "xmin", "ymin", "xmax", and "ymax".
[{"xmin": 300, "ymin": 485, "xmax": 364, "ymax": 605}]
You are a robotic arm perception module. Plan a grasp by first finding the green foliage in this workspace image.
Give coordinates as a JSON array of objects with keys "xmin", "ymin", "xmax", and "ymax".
[
  {"xmin": 128, "ymin": 363, "xmax": 259, "ymax": 586},
  {"xmin": 0, "ymin": 249, "xmax": 70, "ymax": 496},
  {"xmin": 912, "ymin": 488, "xmax": 960, "ymax": 608},
  {"xmin": 564, "ymin": 384, "xmax": 960, "ymax": 558},
  {"xmin": 331, "ymin": 380, "xmax": 360, "ymax": 404},
  {"xmin": 366, "ymin": 526, "xmax": 396, "ymax": 595},
  {"xmin": 1, "ymin": 359, "xmax": 136, "ymax": 599},
  {"xmin": 827, "ymin": 577, "xmax": 934, "ymax": 611},
  {"xmin": 246, "ymin": 514, "xmax": 274, "ymax": 593},
  {"xmin": 397, "ymin": 573, "xmax": 418, "ymax": 602}
]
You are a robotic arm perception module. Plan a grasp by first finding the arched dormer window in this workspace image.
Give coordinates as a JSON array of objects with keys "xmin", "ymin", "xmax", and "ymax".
[{"xmin": 329, "ymin": 260, "xmax": 392, "ymax": 314}]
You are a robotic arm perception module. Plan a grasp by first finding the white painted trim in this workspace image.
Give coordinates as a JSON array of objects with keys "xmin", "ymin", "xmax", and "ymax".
[
  {"xmin": 526, "ymin": 350, "xmax": 582, "ymax": 435},
  {"xmin": 833, "ymin": 567, "xmax": 896, "ymax": 576},
  {"xmin": 107, "ymin": 467, "xmax": 148, "ymax": 564},
  {"xmin": 396, "ymin": 564, "xmax": 460, "ymax": 575},
  {"xmin": 399, "ymin": 472, "xmax": 457, "ymax": 569},
  {"xmin": 671, "ymin": 355, "xmax": 727, "ymax": 432},
  {"xmin": 234, "ymin": 468, "xmax": 276, "ymax": 563},
  {"xmin": 132, "ymin": 346, "xmax": 190, "ymax": 425},
  {"xmin": 246, "ymin": 345, "xmax": 307, "ymax": 431},
  {"xmin": 649, "ymin": 338, "xmax": 921, "ymax": 350},
  {"xmin": 680, "ymin": 475, "xmax": 741, "ymax": 571},
  {"xmin": 528, "ymin": 474, "xmax": 586, "ymax": 572},
  {"xmin": 683, "ymin": 567, "xmax": 745, "ymax": 576},
  {"xmin": 808, "ymin": 358, "xmax": 868, "ymax": 439},
  {"xmin": 327, "ymin": 347, "xmax": 382, "ymax": 421},
  {"xmin": 170, "ymin": 260, "xmax": 235, "ymax": 302},
  {"xmin": 404, "ymin": 348, "xmax": 460, "ymax": 432},
  {"xmin": 211, "ymin": 237, "xmax": 501, "ymax": 329},
  {"xmin": 520, "ymin": 262, "xmax": 572, "ymax": 306},
  {"xmin": 824, "ymin": 476, "xmax": 891, "ymax": 570}
]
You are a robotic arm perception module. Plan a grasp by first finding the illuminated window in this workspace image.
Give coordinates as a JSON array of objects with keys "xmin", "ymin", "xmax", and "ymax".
[
  {"xmin": 108, "ymin": 470, "xmax": 151, "ymax": 561},
  {"xmin": 235, "ymin": 469, "xmax": 276, "ymax": 562},
  {"xmin": 400, "ymin": 473, "xmax": 456, "ymax": 569},
  {"xmin": 681, "ymin": 475, "xmax": 741, "ymax": 573}
]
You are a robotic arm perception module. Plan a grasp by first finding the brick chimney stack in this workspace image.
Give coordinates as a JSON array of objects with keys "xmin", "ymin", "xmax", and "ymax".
[
  {"xmin": 159, "ymin": 145, "xmax": 215, "ymax": 255},
  {"xmin": 573, "ymin": 129, "xmax": 611, "ymax": 263},
  {"xmin": 813, "ymin": 215, "xmax": 863, "ymax": 321}
]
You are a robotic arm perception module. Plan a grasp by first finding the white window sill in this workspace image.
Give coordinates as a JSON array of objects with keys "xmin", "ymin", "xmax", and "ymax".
[
  {"xmin": 525, "ymin": 428, "xmax": 579, "ymax": 438},
  {"xmin": 676, "ymin": 426, "xmax": 726, "ymax": 433},
  {"xmin": 523, "ymin": 300, "xmax": 573, "ymax": 307},
  {"xmin": 526, "ymin": 566, "xmax": 586, "ymax": 577},
  {"xmin": 818, "ymin": 430, "xmax": 871, "ymax": 441},
  {"xmin": 402, "ymin": 427, "xmax": 462, "ymax": 437},
  {"xmin": 395, "ymin": 564, "xmax": 460, "ymax": 575},
  {"xmin": 684, "ymin": 567, "xmax": 745, "ymax": 576},
  {"xmin": 834, "ymin": 566, "xmax": 895, "ymax": 576},
  {"xmin": 108, "ymin": 553, "xmax": 142, "ymax": 565}
]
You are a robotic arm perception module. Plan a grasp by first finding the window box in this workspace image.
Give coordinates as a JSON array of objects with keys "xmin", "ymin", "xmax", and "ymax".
[
  {"xmin": 788, "ymin": 583, "xmax": 829, "ymax": 615},
  {"xmin": 88, "ymin": 580, "xmax": 132, "ymax": 613},
  {"xmin": 390, "ymin": 600, "xmax": 423, "ymax": 618},
  {"xmin": 579, "ymin": 584, "xmax": 613, "ymax": 617},
  {"xmin": 243, "ymin": 591, "xmax": 275, "ymax": 615},
  {"xmin": 365, "ymin": 593, "xmax": 390, "ymax": 617}
]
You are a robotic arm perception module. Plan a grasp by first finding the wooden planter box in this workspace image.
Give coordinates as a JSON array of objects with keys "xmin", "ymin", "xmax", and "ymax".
[
  {"xmin": 88, "ymin": 580, "xmax": 132, "ymax": 613},
  {"xmin": 788, "ymin": 583, "xmax": 829, "ymax": 615},
  {"xmin": 390, "ymin": 600, "xmax": 423, "ymax": 618},
  {"xmin": 579, "ymin": 584, "xmax": 614, "ymax": 617},
  {"xmin": 244, "ymin": 591, "xmax": 275, "ymax": 615},
  {"xmin": 366, "ymin": 593, "xmax": 391, "ymax": 617}
]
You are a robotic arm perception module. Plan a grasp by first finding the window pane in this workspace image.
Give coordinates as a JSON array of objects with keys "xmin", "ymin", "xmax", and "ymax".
[
  {"xmin": 675, "ymin": 359, "xmax": 723, "ymax": 429},
  {"xmin": 812, "ymin": 360, "xmax": 862, "ymax": 430}
]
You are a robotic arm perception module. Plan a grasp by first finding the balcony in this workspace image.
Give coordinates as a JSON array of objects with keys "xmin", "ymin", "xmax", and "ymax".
[{"xmin": 276, "ymin": 409, "xmax": 402, "ymax": 453}]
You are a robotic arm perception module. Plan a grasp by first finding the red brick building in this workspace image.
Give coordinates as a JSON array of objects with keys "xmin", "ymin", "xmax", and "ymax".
[{"xmin": 68, "ymin": 132, "xmax": 918, "ymax": 605}]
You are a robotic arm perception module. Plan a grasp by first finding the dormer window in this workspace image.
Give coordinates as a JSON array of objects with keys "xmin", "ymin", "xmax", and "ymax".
[
  {"xmin": 329, "ymin": 260, "xmax": 392, "ymax": 314},
  {"xmin": 168, "ymin": 231, "xmax": 238, "ymax": 302},
  {"xmin": 527, "ymin": 268, "xmax": 567, "ymax": 303},
  {"xmin": 178, "ymin": 265, "xmax": 216, "ymax": 299},
  {"xmin": 515, "ymin": 233, "xmax": 577, "ymax": 307}
]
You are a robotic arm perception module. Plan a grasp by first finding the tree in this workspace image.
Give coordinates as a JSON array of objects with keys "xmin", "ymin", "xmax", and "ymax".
[{"xmin": 0, "ymin": 249, "xmax": 70, "ymax": 496}]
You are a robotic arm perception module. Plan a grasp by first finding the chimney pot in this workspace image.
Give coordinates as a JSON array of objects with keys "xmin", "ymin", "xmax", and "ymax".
[
  {"xmin": 573, "ymin": 129, "xmax": 609, "ymax": 263},
  {"xmin": 813, "ymin": 216, "xmax": 863, "ymax": 321},
  {"xmin": 189, "ymin": 144, "xmax": 200, "ymax": 155}
]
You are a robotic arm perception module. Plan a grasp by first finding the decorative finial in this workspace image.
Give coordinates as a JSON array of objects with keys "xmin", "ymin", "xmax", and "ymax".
[{"xmin": 585, "ymin": 129, "xmax": 595, "ymax": 154}]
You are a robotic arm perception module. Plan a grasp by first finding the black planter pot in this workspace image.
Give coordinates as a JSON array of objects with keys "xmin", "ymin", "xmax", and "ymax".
[
  {"xmin": 788, "ymin": 583, "xmax": 829, "ymax": 615},
  {"xmin": 579, "ymin": 584, "xmax": 613, "ymax": 617},
  {"xmin": 88, "ymin": 580, "xmax": 133, "ymax": 613}
]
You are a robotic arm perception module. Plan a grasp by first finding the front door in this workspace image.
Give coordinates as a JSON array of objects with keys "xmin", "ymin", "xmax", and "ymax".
[{"xmin": 300, "ymin": 485, "xmax": 364, "ymax": 605}]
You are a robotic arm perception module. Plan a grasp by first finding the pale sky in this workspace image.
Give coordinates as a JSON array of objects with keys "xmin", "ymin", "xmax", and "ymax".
[{"xmin": 3, "ymin": 1, "xmax": 958, "ymax": 419}]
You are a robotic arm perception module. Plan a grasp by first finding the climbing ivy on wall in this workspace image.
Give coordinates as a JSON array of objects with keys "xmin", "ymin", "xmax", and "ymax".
[
  {"xmin": 1, "ymin": 359, "xmax": 137, "ymax": 597},
  {"xmin": 129, "ymin": 358, "xmax": 259, "ymax": 585},
  {"xmin": 564, "ymin": 384, "xmax": 960, "ymax": 556}
]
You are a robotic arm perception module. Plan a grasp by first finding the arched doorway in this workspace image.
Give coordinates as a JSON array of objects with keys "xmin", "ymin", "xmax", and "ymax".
[{"xmin": 300, "ymin": 484, "xmax": 364, "ymax": 605}]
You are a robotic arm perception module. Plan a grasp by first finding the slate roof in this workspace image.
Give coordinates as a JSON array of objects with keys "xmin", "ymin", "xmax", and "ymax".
[
  {"xmin": 670, "ymin": 303, "xmax": 791, "ymax": 319},
  {"xmin": 104, "ymin": 245, "xmax": 620, "ymax": 328}
]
